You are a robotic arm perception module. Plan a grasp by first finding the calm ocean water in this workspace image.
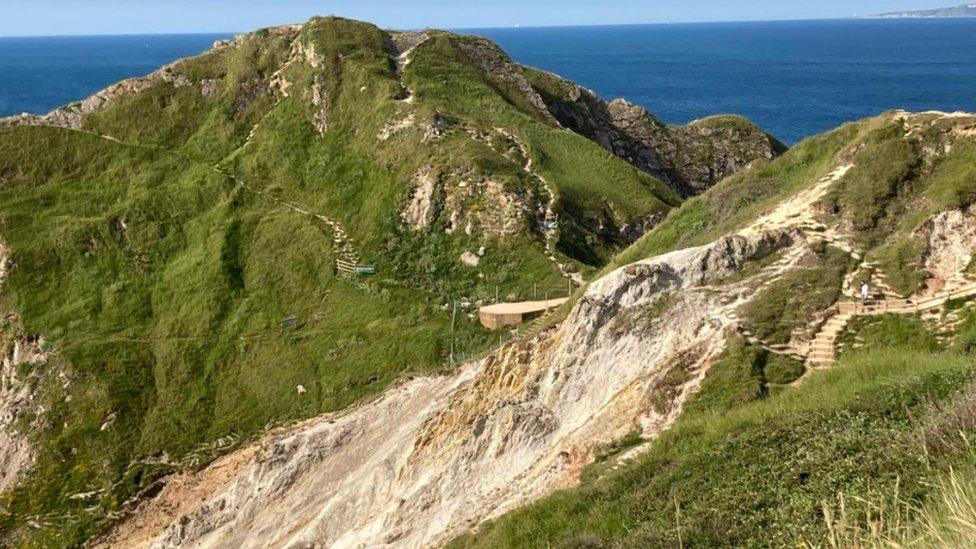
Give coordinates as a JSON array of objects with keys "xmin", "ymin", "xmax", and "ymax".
[
  {"xmin": 0, "ymin": 34, "xmax": 229, "ymax": 118},
  {"xmin": 2, "ymin": 19, "xmax": 976, "ymax": 143}
]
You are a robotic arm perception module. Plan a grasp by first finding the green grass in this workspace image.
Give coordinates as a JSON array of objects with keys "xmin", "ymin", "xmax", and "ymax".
[
  {"xmin": 740, "ymin": 245, "xmax": 855, "ymax": 345},
  {"xmin": 875, "ymin": 235, "xmax": 928, "ymax": 296},
  {"xmin": 838, "ymin": 314, "xmax": 940, "ymax": 358},
  {"xmin": 824, "ymin": 388, "xmax": 976, "ymax": 548},
  {"xmin": 823, "ymin": 121, "xmax": 922, "ymax": 237},
  {"xmin": 920, "ymin": 136, "xmax": 976, "ymax": 211},
  {"xmin": 450, "ymin": 348, "xmax": 976, "ymax": 548},
  {"xmin": 0, "ymin": 124, "xmax": 498, "ymax": 545},
  {"xmin": 687, "ymin": 114, "xmax": 769, "ymax": 132}
]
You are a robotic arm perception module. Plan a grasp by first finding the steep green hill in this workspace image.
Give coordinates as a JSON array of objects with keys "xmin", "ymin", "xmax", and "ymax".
[
  {"xmin": 452, "ymin": 110, "xmax": 976, "ymax": 547},
  {"xmin": 0, "ymin": 17, "xmax": 780, "ymax": 545}
]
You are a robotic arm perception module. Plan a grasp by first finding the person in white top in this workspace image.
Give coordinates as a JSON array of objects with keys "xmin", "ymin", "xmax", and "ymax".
[{"xmin": 860, "ymin": 281, "xmax": 870, "ymax": 302}]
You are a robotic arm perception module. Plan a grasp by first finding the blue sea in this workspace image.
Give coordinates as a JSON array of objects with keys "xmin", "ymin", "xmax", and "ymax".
[{"xmin": 2, "ymin": 19, "xmax": 976, "ymax": 144}]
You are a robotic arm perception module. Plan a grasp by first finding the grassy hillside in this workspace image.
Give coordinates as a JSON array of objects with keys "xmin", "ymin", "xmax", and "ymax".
[
  {"xmin": 0, "ymin": 124, "xmax": 492, "ymax": 544},
  {"xmin": 611, "ymin": 111, "xmax": 976, "ymax": 287},
  {"xmin": 0, "ymin": 17, "xmax": 717, "ymax": 545}
]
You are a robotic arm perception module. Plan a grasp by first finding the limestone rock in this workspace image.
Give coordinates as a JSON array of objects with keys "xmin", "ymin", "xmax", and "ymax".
[
  {"xmin": 401, "ymin": 167, "xmax": 442, "ymax": 230},
  {"xmin": 460, "ymin": 252, "xmax": 481, "ymax": 267}
]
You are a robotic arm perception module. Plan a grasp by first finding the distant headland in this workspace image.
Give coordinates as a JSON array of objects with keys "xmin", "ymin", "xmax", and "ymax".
[{"xmin": 867, "ymin": 3, "xmax": 976, "ymax": 18}]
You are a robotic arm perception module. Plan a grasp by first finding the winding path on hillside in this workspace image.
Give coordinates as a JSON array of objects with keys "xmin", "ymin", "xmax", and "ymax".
[
  {"xmin": 216, "ymin": 103, "xmax": 363, "ymax": 274},
  {"xmin": 82, "ymin": 113, "xmax": 363, "ymax": 276},
  {"xmin": 461, "ymin": 124, "xmax": 584, "ymax": 286}
]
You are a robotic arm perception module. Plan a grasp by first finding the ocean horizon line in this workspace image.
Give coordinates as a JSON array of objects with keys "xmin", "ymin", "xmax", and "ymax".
[{"xmin": 5, "ymin": 15, "xmax": 976, "ymax": 40}]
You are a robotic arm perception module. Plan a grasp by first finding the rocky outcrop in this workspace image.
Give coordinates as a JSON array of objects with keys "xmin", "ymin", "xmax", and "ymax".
[
  {"xmin": 0, "ymin": 336, "xmax": 44, "ymax": 494},
  {"xmin": 0, "ymin": 239, "xmax": 49, "ymax": 494},
  {"xmin": 919, "ymin": 207, "xmax": 976, "ymax": 293},
  {"xmin": 443, "ymin": 177, "xmax": 536, "ymax": 237},
  {"xmin": 529, "ymin": 75, "xmax": 786, "ymax": 196},
  {"xmin": 0, "ymin": 25, "xmax": 302, "ymax": 131},
  {"xmin": 401, "ymin": 166, "xmax": 442, "ymax": 230},
  {"xmin": 310, "ymin": 74, "xmax": 331, "ymax": 134},
  {"xmin": 453, "ymin": 37, "xmax": 560, "ymax": 127},
  {"xmin": 0, "ymin": 63, "xmax": 192, "ymax": 130}
]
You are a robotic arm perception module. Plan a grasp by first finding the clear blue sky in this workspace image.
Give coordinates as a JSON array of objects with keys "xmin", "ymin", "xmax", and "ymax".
[{"xmin": 0, "ymin": 1, "xmax": 956, "ymax": 36}]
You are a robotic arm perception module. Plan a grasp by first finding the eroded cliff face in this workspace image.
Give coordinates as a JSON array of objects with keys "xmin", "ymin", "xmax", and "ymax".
[
  {"xmin": 920, "ymin": 208, "xmax": 976, "ymax": 294},
  {"xmin": 98, "ymin": 222, "xmax": 818, "ymax": 548},
  {"xmin": 0, "ymin": 335, "xmax": 47, "ymax": 494}
]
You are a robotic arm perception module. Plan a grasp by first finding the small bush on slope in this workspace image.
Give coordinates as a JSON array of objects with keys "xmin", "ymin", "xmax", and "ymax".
[
  {"xmin": 954, "ymin": 308, "xmax": 976, "ymax": 355},
  {"xmin": 764, "ymin": 353, "xmax": 806, "ymax": 385}
]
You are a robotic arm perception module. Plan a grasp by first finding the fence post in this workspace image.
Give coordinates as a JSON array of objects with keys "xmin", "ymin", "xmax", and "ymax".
[{"xmin": 450, "ymin": 301, "xmax": 457, "ymax": 365}]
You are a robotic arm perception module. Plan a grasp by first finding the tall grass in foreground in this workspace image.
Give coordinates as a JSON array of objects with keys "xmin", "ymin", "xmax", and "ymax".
[
  {"xmin": 824, "ymin": 372, "xmax": 976, "ymax": 549},
  {"xmin": 823, "ymin": 467, "xmax": 976, "ymax": 548}
]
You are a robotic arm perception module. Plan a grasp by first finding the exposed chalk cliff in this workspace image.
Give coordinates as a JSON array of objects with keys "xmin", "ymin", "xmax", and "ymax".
[{"xmin": 0, "ymin": 238, "xmax": 51, "ymax": 495}]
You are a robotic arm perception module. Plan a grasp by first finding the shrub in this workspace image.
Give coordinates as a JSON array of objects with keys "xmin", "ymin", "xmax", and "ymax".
[{"xmin": 764, "ymin": 354, "xmax": 806, "ymax": 385}]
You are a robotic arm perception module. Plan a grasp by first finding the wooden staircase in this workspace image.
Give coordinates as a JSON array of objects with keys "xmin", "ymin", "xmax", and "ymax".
[
  {"xmin": 805, "ymin": 279, "xmax": 976, "ymax": 368},
  {"xmin": 806, "ymin": 312, "xmax": 854, "ymax": 367}
]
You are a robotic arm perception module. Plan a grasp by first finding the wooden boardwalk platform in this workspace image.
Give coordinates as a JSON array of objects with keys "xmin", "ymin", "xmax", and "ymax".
[{"xmin": 478, "ymin": 298, "xmax": 569, "ymax": 330}]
